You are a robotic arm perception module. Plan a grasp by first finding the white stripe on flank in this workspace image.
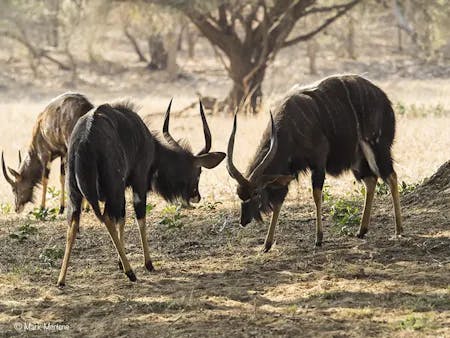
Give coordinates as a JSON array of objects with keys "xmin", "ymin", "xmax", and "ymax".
[{"xmin": 360, "ymin": 141, "xmax": 380, "ymax": 177}]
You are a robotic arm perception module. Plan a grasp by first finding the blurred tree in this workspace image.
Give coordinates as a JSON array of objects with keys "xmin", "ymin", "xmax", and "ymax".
[
  {"xmin": 119, "ymin": 1, "xmax": 182, "ymax": 72},
  {"xmin": 153, "ymin": 0, "xmax": 361, "ymax": 113}
]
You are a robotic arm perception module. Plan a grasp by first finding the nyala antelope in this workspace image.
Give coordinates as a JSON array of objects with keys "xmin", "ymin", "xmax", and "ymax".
[
  {"xmin": 2, "ymin": 92, "xmax": 93, "ymax": 214},
  {"xmin": 57, "ymin": 100, "xmax": 225, "ymax": 286},
  {"xmin": 226, "ymin": 74, "xmax": 402, "ymax": 252}
]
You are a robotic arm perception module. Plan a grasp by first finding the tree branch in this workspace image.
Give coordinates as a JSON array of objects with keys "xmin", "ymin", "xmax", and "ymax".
[{"xmin": 282, "ymin": 0, "xmax": 361, "ymax": 48}]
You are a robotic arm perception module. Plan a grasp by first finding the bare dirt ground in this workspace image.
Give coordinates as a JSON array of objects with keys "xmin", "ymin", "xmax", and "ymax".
[
  {"xmin": 0, "ymin": 41, "xmax": 449, "ymax": 337},
  {"xmin": 0, "ymin": 163, "xmax": 448, "ymax": 337}
]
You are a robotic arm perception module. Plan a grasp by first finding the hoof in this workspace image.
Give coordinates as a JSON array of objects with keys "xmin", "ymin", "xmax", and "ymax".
[
  {"xmin": 145, "ymin": 261, "xmax": 155, "ymax": 272},
  {"xmin": 58, "ymin": 206, "xmax": 65, "ymax": 215},
  {"xmin": 56, "ymin": 281, "xmax": 65, "ymax": 288},
  {"xmin": 315, "ymin": 232, "xmax": 323, "ymax": 247},
  {"xmin": 389, "ymin": 234, "xmax": 403, "ymax": 241},
  {"xmin": 125, "ymin": 270, "xmax": 137, "ymax": 282},
  {"xmin": 356, "ymin": 232, "xmax": 366, "ymax": 239},
  {"xmin": 262, "ymin": 242, "xmax": 272, "ymax": 253},
  {"xmin": 118, "ymin": 260, "xmax": 123, "ymax": 271}
]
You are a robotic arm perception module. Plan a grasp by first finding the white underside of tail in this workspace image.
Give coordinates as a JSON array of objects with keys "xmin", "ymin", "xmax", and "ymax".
[{"xmin": 360, "ymin": 141, "xmax": 380, "ymax": 177}]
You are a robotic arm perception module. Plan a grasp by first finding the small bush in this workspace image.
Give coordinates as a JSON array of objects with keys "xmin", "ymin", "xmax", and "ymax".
[
  {"xmin": 30, "ymin": 207, "xmax": 58, "ymax": 221},
  {"xmin": 399, "ymin": 180, "xmax": 420, "ymax": 195},
  {"xmin": 0, "ymin": 203, "xmax": 12, "ymax": 214},
  {"xmin": 375, "ymin": 182, "xmax": 390, "ymax": 196},
  {"xmin": 330, "ymin": 197, "xmax": 361, "ymax": 236},
  {"xmin": 399, "ymin": 315, "xmax": 430, "ymax": 331},
  {"xmin": 146, "ymin": 203, "xmax": 156, "ymax": 213},
  {"xmin": 322, "ymin": 184, "xmax": 332, "ymax": 202},
  {"xmin": 9, "ymin": 223, "xmax": 38, "ymax": 242},
  {"xmin": 159, "ymin": 205, "xmax": 185, "ymax": 230},
  {"xmin": 395, "ymin": 101, "xmax": 447, "ymax": 118},
  {"xmin": 39, "ymin": 246, "xmax": 64, "ymax": 267},
  {"xmin": 199, "ymin": 201, "xmax": 222, "ymax": 210},
  {"xmin": 46, "ymin": 186, "xmax": 61, "ymax": 199}
]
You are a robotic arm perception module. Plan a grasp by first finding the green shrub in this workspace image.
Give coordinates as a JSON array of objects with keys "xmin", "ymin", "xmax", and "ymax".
[
  {"xmin": 159, "ymin": 205, "xmax": 185, "ymax": 230},
  {"xmin": 0, "ymin": 203, "xmax": 12, "ymax": 214},
  {"xmin": 9, "ymin": 223, "xmax": 38, "ymax": 242},
  {"xmin": 330, "ymin": 197, "xmax": 361, "ymax": 236},
  {"xmin": 375, "ymin": 181, "xmax": 390, "ymax": 196},
  {"xmin": 399, "ymin": 180, "xmax": 420, "ymax": 195},
  {"xmin": 30, "ymin": 207, "xmax": 58, "ymax": 221},
  {"xmin": 394, "ymin": 101, "xmax": 447, "ymax": 118},
  {"xmin": 39, "ymin": 246, "xmax": 64, "ymax": 267}
]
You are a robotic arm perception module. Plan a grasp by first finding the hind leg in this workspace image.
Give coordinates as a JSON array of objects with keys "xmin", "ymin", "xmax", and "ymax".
[
  {"xmin": 57, "ymin": 196, "xmax": 82, "ymax": 287},
  {"xmin": 311, "ymin": 169, "xmax": 325, "ymax": 247},
  {"xmin": 59, "ymin": 157, "xmax": 66, "ymax": 214},
  {"xmin": 40, "ymin": 161, "xmax": 51, "ymax": 210},
  {"xmin": 104, "ymin": 213, "xmax": 136, "ymax": 281},
  {"xmin": 116, "ymin": 199, "xmax": 126, "ymax": 271},
  {"xmin": 386, "ymin": 171, "xmax": 403, "ymax": 236},
  {"xmin": 357, "ymin": 176, "xmax": 377, "ymax": 238},
  {"xmin": 371, "ymin": 145, "xmax": 403, "ymax": 237},
  {"xmin": 353, "ymin": 156, "xmax": 378, "ymax": 238}
]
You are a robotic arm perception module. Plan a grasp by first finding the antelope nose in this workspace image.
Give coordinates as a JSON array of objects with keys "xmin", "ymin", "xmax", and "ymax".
[
  {"xmin": 240, "ymin": 217, "xmax": 251, "ymax": 227},
  {"xmin": 190, "ymin": 194, "xmax": 201, "ymax": 204}
]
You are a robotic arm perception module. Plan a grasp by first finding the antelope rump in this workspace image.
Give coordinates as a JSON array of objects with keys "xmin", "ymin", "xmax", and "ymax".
[
  {"xmin": 226, "ymin": 74, "xmax": 403, "ymax": 252},
  {"xmin": 1, "ymin": 92, "xmax": 93, "ymax": 213},
  {"xmin": 57, "ymin": 100, "xmax": 225, "ymax": 286}
]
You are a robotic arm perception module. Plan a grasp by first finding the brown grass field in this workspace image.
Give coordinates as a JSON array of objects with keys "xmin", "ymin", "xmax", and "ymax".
[{"xmin": 0, "ymin": 49, "xmax": 449, "ymax": 336}]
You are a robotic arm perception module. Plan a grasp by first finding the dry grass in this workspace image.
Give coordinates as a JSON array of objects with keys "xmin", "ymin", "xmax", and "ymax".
[{"xmin": 0, "ymin": 69, "xmax": 449, "ymax": 337}]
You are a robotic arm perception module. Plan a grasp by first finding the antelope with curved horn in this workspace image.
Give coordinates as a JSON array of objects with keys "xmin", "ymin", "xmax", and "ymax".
[
  {"xmin": 227, "ymin": 74, "xmax": 402, "ymax": 251},
  {"xmin": 57, "ymin": 99, "xmax": 225, "ymax": 286},
  {"xmin": 2, "ymin": 92, "xmax": 93, "ymax": 213}
]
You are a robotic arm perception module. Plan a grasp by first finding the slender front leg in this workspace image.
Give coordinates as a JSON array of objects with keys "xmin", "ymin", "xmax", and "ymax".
[
  {"xmin": 137, "ymin": 218, "xmax": 154, "ymax": 271},
  {"xmin": 117, "ymin": 217, "xmax": 125, "ymax": 271},
  {"xmin": 312, "ymin": 188, "xmax": 323, "ymax": 246},
  {"xmin": 59, "ymin": 157, "xmax": 66, "ymax": 214},
  {"xmin": 104, "ymin": 214, "xmax": 136, "ymax": 281},
  {"xmin": 312, "ymin": 170, "xmax": 325, "ymax": 246},
  {"xmin": 263, "ymin": 204, "xmax": 282, "ymax": 253},
  {"xmin": 386, "ymin": 171, "xmax": 403, "ymax": 236},
  {"xmin": 132, "ymin": 190, "xmax": 154, "ymax": 271},
  {"xmin": 41, "ymin": 162, "xmax": 50, "ymax": 210},
  {"xmin": 57, "ymin": 214, "xmax": 80, "ymax": 287},
  {"xmin": 357, "ymin": 176, "xmax": 377, "ymax": 238}
]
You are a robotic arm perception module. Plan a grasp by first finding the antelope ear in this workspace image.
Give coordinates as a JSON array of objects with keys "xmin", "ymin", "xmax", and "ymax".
[
  {"xmin": 8, "ymin": 167, "xmax": 20, "ymax": 179},
  {"xmin": 194, "ymin": 152, "xmax": 226, "ymax": 169},
  {"xmin": 257, "ymin": 175, "xmax": 294, "ymax": 188}
]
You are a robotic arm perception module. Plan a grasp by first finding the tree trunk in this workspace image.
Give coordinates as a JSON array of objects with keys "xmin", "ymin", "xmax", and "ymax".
[
  {"xmin": 226, "ymin": 59, "xmax": 266, "ymax": 114},
  {"xmin": 124, "ymin": 28, "xmax": 147, "ymax": 62},
  {"xmin": 148, "ymin": 34, "xmax": 168, "ymax": 70},
  {"xmin": 186, "ymin": 26, "xmax": 197, "ymax": 59},
  {"xmin": 346, "ymin": 16, "xmax": 356, "ymax": 59},
  {"xmin": 307, "ymin": 39, "xmax": 319, "ymax": 75},
  {"xmin": 165, "ymin": 32, "xmax": 179, "ymax": 79}
]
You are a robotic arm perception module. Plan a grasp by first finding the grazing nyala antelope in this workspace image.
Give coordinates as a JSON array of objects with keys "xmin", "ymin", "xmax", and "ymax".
[
  {"xmin": 2, "ymin": 92, "xmax": 93, "ymax": 213},
  {"xmin": 227, "ymin": 74, "xmax": 402, "ymax": 252},
  {"xmin": 57, "ymin": 99, "xmax": 225, "ymax": 286}
]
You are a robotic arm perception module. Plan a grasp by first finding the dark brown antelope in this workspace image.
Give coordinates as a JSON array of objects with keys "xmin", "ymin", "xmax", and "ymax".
[
  {"xmin": 2, "ymin": 92, "xmax": 93, "ymax": 213},
  {"xmin": 57, "ymin": 100, "xmax": 225, "ymax": 286},
  {"xmin": 226, "ymin": 74, "xmax": 402, "ymax": 251}
]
